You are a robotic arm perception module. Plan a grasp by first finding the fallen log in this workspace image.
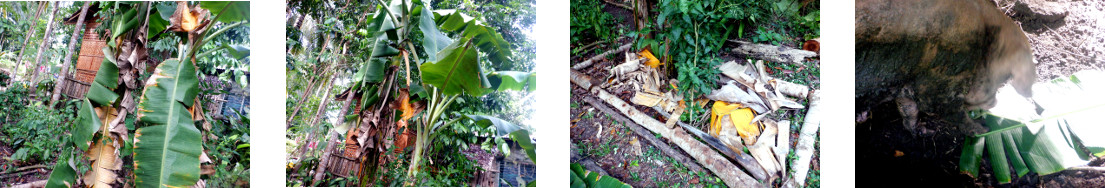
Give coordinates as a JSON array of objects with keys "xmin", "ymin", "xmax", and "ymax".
[
  {"xmin": 10, "ymin": 180, "xmax": 46, "ymax": 188},
  {"xmin": 787, "ymin": 90, "xmax": 822, "ymax": 188},
  {"xmin": 647, "ymin": 105, "xmax": 769, "ymax": 181},
  {"xmin": 579, "ymin": 96, "xmax": 708, "ymax": 175},
  {"xmin": 572, "ymin": 70, "xmax": 762, "ymax": 187},
  {"xmin": 572, "ymin": 43, "xmax": 634, "ymax": 70},
  {"xmin": 730, "ymin": 40, "xmax": 817, "ymax": 66}
]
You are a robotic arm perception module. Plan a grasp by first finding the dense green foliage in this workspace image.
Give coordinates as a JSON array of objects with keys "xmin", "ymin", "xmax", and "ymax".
[
  {"xmin": 286, "ymin": 0, "xmax": 536, "ymax": 186},
  {"xmin": 1, "ymin": 101, "xmax": 75, "ymax": 163},
  {"xmin": 569, "ymin": 0, "xmax": 618, "ymax": 54},
  {"xmin": 635, "ymin": 0, "xmax": 819, "ymax": 118}
]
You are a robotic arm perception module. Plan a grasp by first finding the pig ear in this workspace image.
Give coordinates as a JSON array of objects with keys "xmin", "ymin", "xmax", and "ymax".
[{"xmin": 1011, "ymin": 54, "xmax": 1036, "ymax": 98}]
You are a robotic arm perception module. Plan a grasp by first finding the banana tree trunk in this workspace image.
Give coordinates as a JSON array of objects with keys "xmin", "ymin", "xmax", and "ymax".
[
  {"xmin": 405, "ymin": 93, "xmax": 458, "ymax": 183},
  {"xmin": 27, "ymin": 1, "xmax": 58, "ymax": 81},
  {"xmin": 50, "ymin": 2, "xmax": 91, "ymax": 107},
  {"xmin": 14, "ymin": 2, "xmax": 45, "ymax": 78}
]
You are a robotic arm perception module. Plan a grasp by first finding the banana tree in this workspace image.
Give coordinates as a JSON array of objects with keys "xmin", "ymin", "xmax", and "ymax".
[
  {"xmin": 46, "ymin": 2, "xmax": 248, "ymax": 187},
  {"xmin": 348, "ymin": 0, "xmax": 537, "ymax": 183},
  {"xmin": 960, "ymin": 71, "xmax": 1105, "ymax": 184}
]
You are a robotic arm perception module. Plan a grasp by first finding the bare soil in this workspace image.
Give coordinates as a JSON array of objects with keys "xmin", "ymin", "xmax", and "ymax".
[{"xmin": 995, "ymin": 0, "xmax": 1105, "ymax": 81}]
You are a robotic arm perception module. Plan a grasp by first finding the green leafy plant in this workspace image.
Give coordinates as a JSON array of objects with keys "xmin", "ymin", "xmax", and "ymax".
[
  {"xmin": 1, "ymin": 103, "xmax": 71, "ymax": 163},
  {"xmin": 570, "ymin": 163, "xmax": 632, "ymax": 188},
  {"xmin": 343, "ymin": 0, "xmax": 537, "ymax": 183},
  {"xmin": 570, "ymin": 0, "xmax": 618, "ymax": 53}
]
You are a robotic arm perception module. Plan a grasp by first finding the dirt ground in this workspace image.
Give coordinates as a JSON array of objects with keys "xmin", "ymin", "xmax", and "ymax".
[
  {"xmin": 994, "ymin": 0, "xmax": 1105, "ymax": 81},
  {"xmin": 0, "ymin": 133, "xmax": 50, "ymax": 186}
]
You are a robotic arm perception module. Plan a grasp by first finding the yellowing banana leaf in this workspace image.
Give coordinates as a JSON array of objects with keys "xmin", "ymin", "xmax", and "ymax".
[
  {"xmin": 84, "ymin": 138, "xmax": 121, "ymax": 188},
  {"xmin": 640, "ymin": 49, "xmax": 661, "ymax": 68},
  {"xmin": 134, "ymin": 59, "xmax": 202, "ymax": 188},
  {"xmin": 709, "ymin": 101, "xmax": 759, "ymax": 144}
]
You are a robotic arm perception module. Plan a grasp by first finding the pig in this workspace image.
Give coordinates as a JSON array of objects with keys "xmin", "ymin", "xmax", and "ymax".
[{"xmin": 855, "ymin": 0, "xmax": 1036, "ymax": 134}]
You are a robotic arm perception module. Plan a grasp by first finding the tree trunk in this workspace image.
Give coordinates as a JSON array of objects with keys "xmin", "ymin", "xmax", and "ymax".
[
  {"xmin": 50, "ymin": 3, "xmax": 91, "ymax": 107},
  {"xmin": 14, "ymin": 2, "xmax": 46, "ymax": 79},
  {"xmin": 312, "ymin": 85, "xmax": 358, "ymax": 185},
  {"xmin": 28, "ymin": 2, "xmax": 59, "ymax": 81},
  {"xmin": 287, "ymin": 37, "xmax": 333, "ymax": 125}
]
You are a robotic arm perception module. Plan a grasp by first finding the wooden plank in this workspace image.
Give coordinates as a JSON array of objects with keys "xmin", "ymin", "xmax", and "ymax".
[{"xmin": 572, "ymin": 70, "xmax": 762, "ymax": 187}]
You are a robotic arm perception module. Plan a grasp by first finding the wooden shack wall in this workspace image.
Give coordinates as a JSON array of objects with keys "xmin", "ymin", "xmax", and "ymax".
[{"xmin": 61, "ymin": 22, "xmax": 105, "ymax": 99}]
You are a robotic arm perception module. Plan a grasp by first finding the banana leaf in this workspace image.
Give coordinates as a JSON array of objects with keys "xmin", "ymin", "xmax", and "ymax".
[
  {"xmin": 45, "ymin": 151, "xmax": 77, "ymax": 188},
  {"xmin": 420, "ymin": 38, "xmax": 490, "ymax": 96},
  {"xmin": 488, "ymin": 71, "xmax": 536, "ymax": 92},
  {"xmin": 133, "ymin": 59, "xmax": 202, "ymax": 188},
  {"xmin": 963, "ymin": 70, "xmax": 1105, "ymax": 182},
  {"xmin": 959, "ymin": 136, "xmax": 984, "ymax": 178},
  {"xmin": 570, "ymin": 163, "xmax": 632, "ymax": 188},
  {"xmin": 199, "ymin": 1, "xmax": 249, "ymax": 24},
  {"xmin": 73, "ymin": 99, "xmax": 102, "ymax": 151}
]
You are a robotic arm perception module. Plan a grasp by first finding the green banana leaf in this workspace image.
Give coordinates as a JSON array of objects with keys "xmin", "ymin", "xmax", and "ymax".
[
  {"xmin": 570, "ymin": 163, "xmax": 632, "ymax": 188},
  {"xmin": 148, "ymin": 2, "xmax": 174, "ymax": 39},
  {"xmin": 510, "ymin": 129, "xmax": 536, "ymax": 162},
  {"xmin": 44, "ymin": 151, "xmax": 77, "ymax": 188},
  {"xmin": 962, "ymin": 70, "xmax": 1105, "ymax": 183},
  {"xmin": 87, "ymin": 58, "xmax": 120, "ymax": 106},
  {"xmin": 465, "ymin": 114, "xmax": 520, "ymax": 136},
  {"xmin": 433, "ymin": 11, "xmax": 512, "ymax": 67},
  {"xmin": 134, "ymin": 59, "xmax": 202, "ymax": 188},
  {"xmin": 420, "ymin": 38, "xmax": 490, "ymax": 96},
  {"xmin": 959, "ymin": 136, "xmax": 984, "ymax": 178},
  {"xmin": 460, "ymin": 114, "xmax": 534, "ymax": 161},
  {"xmin": 73, "ymin": 99, "xmax": 102, "ymax": 151},
  {"xmin": 488, "ymin": 71, "xmax": 536, "ymax": 92},
  {"xmin": 200, "ymin": 1, "xmax": 250, "ymax": 24},
  {"xmin": 414, "ymin": 1, "xmax": 451, "ymax": 62}
]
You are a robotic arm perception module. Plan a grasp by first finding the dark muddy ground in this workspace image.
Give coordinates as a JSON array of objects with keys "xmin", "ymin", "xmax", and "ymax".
[{"xmin": 857, "ymin": 99, "xmax": 1105, "ymax": 187}]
